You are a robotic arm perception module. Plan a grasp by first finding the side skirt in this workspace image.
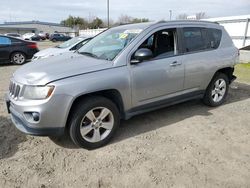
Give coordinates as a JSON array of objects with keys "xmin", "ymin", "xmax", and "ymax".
[{"xmin": 124, "ymin": 91, "xmax": 205, "ymax": 120}]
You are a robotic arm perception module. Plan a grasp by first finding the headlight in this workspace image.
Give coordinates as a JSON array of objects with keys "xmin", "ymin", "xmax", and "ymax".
[{"xmin": 22, "ymin": 85, "xmax": 55, "ymax": 100}]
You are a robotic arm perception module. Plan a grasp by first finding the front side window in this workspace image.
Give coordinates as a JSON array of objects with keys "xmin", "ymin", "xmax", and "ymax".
[
  {"xmin": 0, "ymin": 37, "xmax": 11, "ymax": 45},
  {"xmin": 78, "ymin": 28, "xmax": 142, "ymax": 61},
  {"xmin": 183, "ymin": 27, "xmax": 207, "ymax": 53},
  {"xmin": 136, "ymin": 28, "xmax": 177, "ymax": 59}
]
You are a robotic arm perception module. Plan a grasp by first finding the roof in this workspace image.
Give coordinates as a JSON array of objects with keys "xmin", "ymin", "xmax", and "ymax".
[
  {"xmin": 113, "ymin": 20, "xmax": 219, "ymax": 31},
  {"xmin": 0, "ymin": 26, "xmax": 36, "ymax": 30},
  {"xmin": 0, "ymin": 21, "xmax": 69, "ymax": 28}
]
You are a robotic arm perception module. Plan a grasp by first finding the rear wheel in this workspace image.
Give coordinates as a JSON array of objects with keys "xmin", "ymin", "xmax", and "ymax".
[
  {"xmin": 11, "ymin": 52, "xmax": 26, "ymax": 65},
  {"xmin": 52, "ymin": 39, "xmax": 56, "ymax": 42},
  {"xmin": 203, "ymin": 73, "xmax": 229, "ymax": 107},
  {"xmin": 69, "ymin": 96, "xmax": 120, "ymax": 149}
]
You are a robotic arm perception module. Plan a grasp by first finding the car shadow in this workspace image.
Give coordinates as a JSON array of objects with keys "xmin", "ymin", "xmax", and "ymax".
[
  {"xmin": 50, "ymin": 82, "xmax": 250, "ymax": 149},
  {"xmin": 0, "ymin": 116, "xmax": 27, "ymax": 159},
  {"xmin": 112, "ymin": 82, "xmax": 250, "ymax": 144}
]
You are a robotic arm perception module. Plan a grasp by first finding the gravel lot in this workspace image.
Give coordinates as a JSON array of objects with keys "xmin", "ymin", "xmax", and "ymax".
[{"xmin": 0, "ymin": 42, "xmax": 250, "ymax": 187}]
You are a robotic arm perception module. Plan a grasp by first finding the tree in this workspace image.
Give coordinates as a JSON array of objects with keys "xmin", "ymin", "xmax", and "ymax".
[
  {"xmin": 176, "ymin": 13, "xmax": 188, "ymax": 20},
  {"xmin": 88, "ymin": 17, "xmax": 104, "ymax": 29},
  {"xmin": 132, "ymin": 18, "xmax": 149, "ymax": 23},
  {"xmin": 60, "ymin": 15, "xmax": 88, "ymax": 29},
  {"xmin": 117, "ymin": 14, "xmax": 149, "ymax": 25},
  {"xmin": 118, "ymin": 14, "xmax": 133, "ymax": 24},
  {"xmin": 196, "ymin": 12, "xmax": 207, "ymax": 20}
]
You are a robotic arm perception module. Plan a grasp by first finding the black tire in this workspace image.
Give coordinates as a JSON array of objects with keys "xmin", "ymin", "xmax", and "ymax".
[
  {"xmin": 203, "ymin": 73, "xmax": 229, "ymax": 107},
  {"xmin": 11, "ymin": 52, "xmax": 26, "ymax": 65},
  {"xmin": 69, "ymin": 96, "xmax": 120, "ymax": 149},
  {"xmin": 52, "ymin": 39, "xmax": 57, "ymax": 42}
]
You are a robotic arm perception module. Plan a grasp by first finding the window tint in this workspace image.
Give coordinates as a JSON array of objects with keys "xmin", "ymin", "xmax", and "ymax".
[
  {"xmin": 138, "ymin": 29, "xmax": 177, "ymax": 59},
  {"xmin": 183, "ymin": 27, "xmax": 206, "ymax": 53},
  {"xmin": 208, "ymin": 28, "xmax": 222, "ymax": 49},
  {"xmin": 0, "ymin": 37, "xmax": 11, "ymax": 45},
  {"xmin": 11, "ymin": 38, "xmax": 22, "ymax": 44}
]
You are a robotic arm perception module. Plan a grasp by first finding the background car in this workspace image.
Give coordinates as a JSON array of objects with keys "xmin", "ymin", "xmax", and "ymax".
[
  {"xmin": 0, "ymin": 35, "xmax": 39, "ymax": 64},
  {"xmin": 38, "ymin": 32, "xmax": 46, "ymax": 40},
  {"xmin": 49, "ymin": 33, "xmax": 71, "ymax": 42},
  {"xmin": 22, "ymin": 33, "xmax": 41, "ymax": 41},
  {"xmin": 32, "ymin": 36, "xmax": 92, "ymax": 61},
  {"xmin": 4, "ymin": 33, "xmax": 22, "ymax": 39}
]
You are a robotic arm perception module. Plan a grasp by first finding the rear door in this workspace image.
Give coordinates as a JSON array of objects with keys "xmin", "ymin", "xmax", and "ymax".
[
  {"xmin": 180, "ymin": 27, "xmax": 222, "ymax": 91},
  {"xmin": 0, "ymin": 36, "xmax": 12, "ymax": 62}
]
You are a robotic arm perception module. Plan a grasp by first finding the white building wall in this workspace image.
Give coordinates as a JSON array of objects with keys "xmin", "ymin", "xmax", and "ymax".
[{"xmin": 205, "ymin": 15, "xmax": 250, "ymax": 49}]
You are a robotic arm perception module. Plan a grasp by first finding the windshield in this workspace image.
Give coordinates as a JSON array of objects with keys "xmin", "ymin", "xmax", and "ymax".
[
  {"xmin": 56, "ymin": 37, "xmax": 84, "ymax": 49},
  {"xmin": 78, "ymin": 28, "xmax": 142, "ymax": 61}
]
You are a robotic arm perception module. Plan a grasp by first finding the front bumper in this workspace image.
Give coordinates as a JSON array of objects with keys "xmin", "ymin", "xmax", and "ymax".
[{"xmin": 5, "ymin": 94, "xmax": 70, "ymax": 136}]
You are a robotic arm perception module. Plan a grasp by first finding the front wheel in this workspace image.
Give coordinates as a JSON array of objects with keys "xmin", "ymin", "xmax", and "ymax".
[
  {"xmin": 69, "ymin": 96, "xmax": 120, "ymax": 149},
  {"xmin": 203, "ymin": 73, "xmax": 229, "ymax": 107}
]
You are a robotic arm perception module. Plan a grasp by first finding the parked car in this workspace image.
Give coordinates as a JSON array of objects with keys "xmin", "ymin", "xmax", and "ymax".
[
  {"xmin": 23, "ymin": 33, "xmax": 41, "ymax": 41},
  {"xmin": 6, "ymin": 21, "xmax": 238, "ymax": 149},
  {"xmin": 0, "ymin": 35, "xmax": 39, "ymax": 64},
  {"xmin": 45, "ymin": 33, "xmax": 50, "ymax": 39},
  {"xmin": 49, "ymin": 33, "xmax": 71, "ymax": 42},
  {"xmin": 4, "ymin": 33, "xmax": 22, "ymax": 39},
  {"xmin": 32, "ymin": 36, "xmax": 91, "ymax": 61},
  {"xmin": 38, "ymin": 32, "xmax": 46, "ymax": 40}
]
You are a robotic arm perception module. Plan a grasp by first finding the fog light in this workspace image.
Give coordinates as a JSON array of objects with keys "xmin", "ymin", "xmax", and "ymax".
[
  {"xmin": 24, "ymin": 112, "xmax": 40, "ymax": 122},
  {"xmin": 32, "ymin": 112, "xmax": 40, "ymax": 122}
]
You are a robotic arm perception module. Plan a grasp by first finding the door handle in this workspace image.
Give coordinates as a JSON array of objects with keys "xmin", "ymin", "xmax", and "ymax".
[{"xmin": 170, "ymin": 61, "xmax": 182, "ymax": 67}]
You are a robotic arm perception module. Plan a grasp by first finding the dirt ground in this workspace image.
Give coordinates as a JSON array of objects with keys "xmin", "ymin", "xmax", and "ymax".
[{"xmin": 0, "ymin": 43, "xmax": 250, "ymax": 187}]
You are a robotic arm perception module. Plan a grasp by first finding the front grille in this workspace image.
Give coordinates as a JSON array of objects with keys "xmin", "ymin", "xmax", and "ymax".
[{"xmin": 9, "ymin": 80, "xmax": 22, "ymax": 99}]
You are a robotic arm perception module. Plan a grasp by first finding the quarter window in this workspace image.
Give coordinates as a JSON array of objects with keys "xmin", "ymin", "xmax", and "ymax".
[
  {"xmin": 0, "ymin": 37, "xmax": 11, "ymax": 45},
  {"xmin": 183, "ymin": 27, "xmax": 206, "ymax": 53},
  {"xmin": 208, "ymin": 28, "xmax": 222, "ymax": 49}
]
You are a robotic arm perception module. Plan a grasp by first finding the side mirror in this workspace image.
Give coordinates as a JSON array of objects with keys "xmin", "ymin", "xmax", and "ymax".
[{"xmin": 131, "ymin": 48, "xmax": 153, "ymax": 64}]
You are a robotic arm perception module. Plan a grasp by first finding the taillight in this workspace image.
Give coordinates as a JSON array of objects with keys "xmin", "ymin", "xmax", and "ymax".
[{"xmin": 27, "ymin": 43, "xmax": 37, "ymax": 49}]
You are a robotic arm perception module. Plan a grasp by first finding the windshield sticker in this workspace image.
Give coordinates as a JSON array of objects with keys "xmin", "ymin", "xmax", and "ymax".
[{"xmin": 119, "ymin": 33, "xmax": 129, "ymax": 39}]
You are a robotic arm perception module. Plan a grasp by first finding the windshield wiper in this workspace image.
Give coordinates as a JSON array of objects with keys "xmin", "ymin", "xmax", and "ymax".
[{"xmin": 78, "ymin": 51, "xmax": 99, "ymax": 59}]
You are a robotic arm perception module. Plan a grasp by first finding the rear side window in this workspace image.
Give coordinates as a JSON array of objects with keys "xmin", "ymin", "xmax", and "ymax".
[
  {"xmin": 0, "ymin": 37, "xmax": 11, "ymax": 45},
  {"xmin": 208, "ymin": 28, "xmax": 222, "ymax": 49},
  {"xmin": 183, "ymin": 27, "xmax": 207, "ymax": 53}
]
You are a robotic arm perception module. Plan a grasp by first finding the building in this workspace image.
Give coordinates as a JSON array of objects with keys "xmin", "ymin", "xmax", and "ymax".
[{"xmin": 0, "ymin": 21, "xmax": 76, "ymax": 36}]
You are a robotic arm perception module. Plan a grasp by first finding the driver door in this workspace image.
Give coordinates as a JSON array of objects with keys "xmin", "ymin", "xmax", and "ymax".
[{"xmin": 130, "ymin": 28, "xmax": 184, "ymax": 107}]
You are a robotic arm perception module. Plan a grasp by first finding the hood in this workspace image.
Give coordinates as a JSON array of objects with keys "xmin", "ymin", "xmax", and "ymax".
[
  {"xmin": 13, "ymin": 53, "xmax": 113, "ymax": 85},
  {"xmin": 34, "ymin": 47, "xmax": 68, "ymax": 57}
]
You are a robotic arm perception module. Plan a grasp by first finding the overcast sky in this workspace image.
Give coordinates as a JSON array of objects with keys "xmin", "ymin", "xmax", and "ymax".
[{"xmin": 0, "ymin": 0, "xmax": 250, "ymax": 23}]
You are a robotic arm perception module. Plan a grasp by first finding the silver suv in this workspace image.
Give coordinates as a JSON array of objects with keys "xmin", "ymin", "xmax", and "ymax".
[{"xmin": 6, "ymin": 21, "xmax": 238, "ymax": 149}]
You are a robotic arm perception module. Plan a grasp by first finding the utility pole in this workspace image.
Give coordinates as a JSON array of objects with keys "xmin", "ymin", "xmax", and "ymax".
[
  {"xmin": 169, "ymin": 10, "xmax": 172, "ymax": 20},
  {"xmin": 107, "ymin": 0, "xmax": 110, "ymax": 28}
]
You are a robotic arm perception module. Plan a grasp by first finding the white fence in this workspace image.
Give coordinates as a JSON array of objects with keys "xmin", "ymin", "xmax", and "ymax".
[
  {"xmin": 205, "ymin": 15, "xmax": 250, "ymax": 49},
  {"xmin": 79, "ymin": 28, "xmax": 107, "ymax": 37}
]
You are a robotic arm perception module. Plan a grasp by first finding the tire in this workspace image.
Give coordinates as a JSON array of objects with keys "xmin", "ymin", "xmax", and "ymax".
[
  {"xmin": 11, "ymin": 52, "xmax": 26, "ymax": 65},
  {"xmin": 52, "ymin": 39, "xmax": 56, "ymax": 42},
  {"xmin": 203, "ymin": 73, "xmax": 229, "ymax": 107},
  {"xmin": 69, "ymin": 96, "xmax": 120, "ymax": 149}
]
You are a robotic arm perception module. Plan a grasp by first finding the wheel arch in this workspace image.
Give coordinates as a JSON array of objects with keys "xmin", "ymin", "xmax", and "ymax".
[
  {"xmin": 215, "ymin": 67, "xmax": 235, "ymax": 83},
  {"xmin": 66, "ymin": 89, "xmax": 125, "ymax": 128}
]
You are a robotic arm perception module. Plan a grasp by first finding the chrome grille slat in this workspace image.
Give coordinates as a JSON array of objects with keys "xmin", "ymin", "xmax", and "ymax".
[{"xmin": 9, "ymin": 80, "xmax": 22, "ymax": 99}]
